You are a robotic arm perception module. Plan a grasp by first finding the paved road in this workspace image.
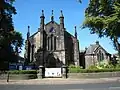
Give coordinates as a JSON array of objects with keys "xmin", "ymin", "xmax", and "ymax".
[{"xmin": 0, "ymin": 81, "xmax": 120, "ymax": 90}]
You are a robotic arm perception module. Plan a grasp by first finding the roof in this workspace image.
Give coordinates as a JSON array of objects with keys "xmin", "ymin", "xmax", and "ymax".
[
  {"xmin": 85, "ymin": 42, "xmax": 108, "ymax": 55},
  {"xmin": 85, "ymin": 44, "xmax": 99, "ymax": 54},
  {"xmin": 45, "ymin": 21, "xmax": 59, "ymax": 26},
  {"xmin": 64, "ymin": 30, "xmax": 79, "ymax": 41}
]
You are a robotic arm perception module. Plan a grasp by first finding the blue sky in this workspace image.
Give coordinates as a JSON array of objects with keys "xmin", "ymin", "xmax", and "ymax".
[{"xmin": 13, "ymin": 0, "xmax": 117, "ymax": 57}]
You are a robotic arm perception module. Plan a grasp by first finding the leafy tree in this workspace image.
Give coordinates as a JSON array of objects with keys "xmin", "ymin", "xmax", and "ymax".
[
  {"xmin": 0, "ymin": 0, "xmax": 23, "ymax": 69},
  {"xmin": 77, "ymin": 0, "xmax": 82, "ymax": 3},
  {"xmin": 82, "ymin": 0, "xmax": 120, "ymax": 56}
]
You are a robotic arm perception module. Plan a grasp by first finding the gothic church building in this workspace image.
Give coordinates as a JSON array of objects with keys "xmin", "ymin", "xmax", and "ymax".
[{"xmin": 24, "ymin": 10, "xmax": 80, "ymax": 67}]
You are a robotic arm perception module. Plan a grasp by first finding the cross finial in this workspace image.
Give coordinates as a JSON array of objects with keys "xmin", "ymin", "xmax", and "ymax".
[
  {"xmin": 28, "ymin": 26, "xmax": 30, "ymax": 32},
  {"xmin": 52, "ymin": 10, "xmax": 53, "ymax": 16},
  {"xmin": 60, "ymin": 10, "xmax": 63, "ymax": 17},
  {"xmin": 42, "ymin": 10, "xmax": 44, "ymax": 16},
  {"xmin": 27, "ymin": 26, "xmax": 30, "ymax": 39},
  {"xmin": 74, "ymin": 26, "xmax": 77, "ymax": 38},
  {"xmin": 51, "ymin": 10, "xmax": 54, "ymax": 22},
  {"xmin": 75, "ymin": 26, "xmax": 76, "ymax": 30}
]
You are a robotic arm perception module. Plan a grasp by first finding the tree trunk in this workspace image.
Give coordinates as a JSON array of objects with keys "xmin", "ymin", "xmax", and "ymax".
[{"xmin": 113, "ymin": 37, "xmax": 120, "ymax": 57}]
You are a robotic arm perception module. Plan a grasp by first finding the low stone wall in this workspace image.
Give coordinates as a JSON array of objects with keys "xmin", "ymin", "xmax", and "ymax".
[
  {"xmin": 0, "ymin": 74, "xmax": 37, "ymax": 80},
  {"xmin": 1, "ymin": 72, "xmax": 120, "ymax": 80},
  {"xmin": 68, "ymin": 72, "xmax": 120, "ymax": 78}
]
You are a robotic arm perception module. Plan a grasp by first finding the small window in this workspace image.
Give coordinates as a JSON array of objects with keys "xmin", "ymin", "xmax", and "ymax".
[
  {"xmin": 54, "ymin": 37, "xmax": 56, "ymax": 50},
  {"xmin": 48, "ymin": 37, "xmax": 50, "ymax": 50},
  {"xmin": 51, "ymin": 34, "xmax": 53, "ymax": 50},
  {"xmin": 97, "ymin": 51, "xmax": 104, "ymax": 61}
]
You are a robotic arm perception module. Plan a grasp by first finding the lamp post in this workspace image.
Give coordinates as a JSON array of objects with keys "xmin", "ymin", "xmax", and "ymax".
[{"xmin": 7, "ymin": 60, "xmax": 10, "ymax": 82}]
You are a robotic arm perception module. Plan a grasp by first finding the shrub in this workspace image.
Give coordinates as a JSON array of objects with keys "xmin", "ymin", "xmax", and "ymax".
[
  {"xmin": 69, "ymin": 63, "xmax": 120, "ymax": 73},
  {"xmin": 8, "ymin": 70, "xmax": 37, "ymax": 74},
  {"xmin": 115, "ymin": 64, "xmax": 120, "ymax": 68},
  {"xmin": 88, "ymin": 65, "xmax": 98, "ymax": 69},
  {"xmin": 69, "ymin": 68, "xmax": 120, "ymax": 73}
]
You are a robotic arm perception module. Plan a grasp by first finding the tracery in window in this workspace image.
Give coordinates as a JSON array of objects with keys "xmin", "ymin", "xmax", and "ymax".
[
  {"xmin": 97, "ymin": 50, "xmax": 104, "ymax": 61},
  {"xmin": 47, "ymin": 35, "xmax": 56, "ymax": 51}
]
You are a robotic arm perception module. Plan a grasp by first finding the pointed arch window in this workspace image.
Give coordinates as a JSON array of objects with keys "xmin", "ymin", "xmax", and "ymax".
[
  {"xmin": 47, "ymin": 35, "xmax": 56, "ymax": 51},
  {"xmin": 51, "ymin": 34, "xmax": 53, "ymax": 50},
  {"xmin": 54, "ymin": 37, "xmax": 56, "ymax": 50},
  {"xmin": 97, "ymin": 50, "xmax": 104, "ymax": 62},
  {"xmin": 48, "ymin": 37, "xmax": 50, "ymax": 50}
]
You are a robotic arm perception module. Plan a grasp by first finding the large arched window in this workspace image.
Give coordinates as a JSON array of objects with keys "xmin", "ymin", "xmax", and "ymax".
[
  {"xmin": 97, "ymin": 50, "xmax": 104, "ymax": 62},
  {"xmin": 47, "ymin": 35, "xmax": 56, "ymax": 51},
  {"xmin": 101, "ymin": 53, "xmax": 104, "ymax": 60}
]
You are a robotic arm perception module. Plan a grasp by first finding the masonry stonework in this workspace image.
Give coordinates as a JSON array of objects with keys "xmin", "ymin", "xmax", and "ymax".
[{"xmin": 24, "ymin": 10, "xmax": 111, "ymax": 69}]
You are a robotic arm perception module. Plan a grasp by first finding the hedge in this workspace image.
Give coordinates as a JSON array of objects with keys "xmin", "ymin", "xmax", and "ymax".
[
  {"xmin": 8, "ymin": 70, "xmax": 37, "ymax": 74},
  {"xmin": 69, "ymin": 68, "xmax": 120, "ymax": 73},
  {"xmin": 7, "ymin": 68, "xmax": 120, "ymax": 74}
]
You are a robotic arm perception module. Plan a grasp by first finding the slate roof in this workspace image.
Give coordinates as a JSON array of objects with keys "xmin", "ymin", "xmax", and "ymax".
[
  {"xmin": 85, "ymin": 44, "xmax": 99, "ymax": 54},
  {"xmin": 85, "ymin": 43, "xmax": 108, "ymax": 55}
]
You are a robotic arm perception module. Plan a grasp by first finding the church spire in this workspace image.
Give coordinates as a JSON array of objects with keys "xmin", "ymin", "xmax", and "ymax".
[
  {"xmin": 40, "ymin": 10, "xmax": 45, "ymax": 31},
  {"xmin": 51, "ymin": 10, "xmax": 54, "ymax": 22},
  {"xmin": 74, "ymin": 26, "xmax": 77, "ymax": 39},
  {"xmin": 59, "ymin": 10, "xmax": 64, "ymax": 30},
  {"xmin": 27, "ymin": 26, "xmax": 30, "ymax": 39}
]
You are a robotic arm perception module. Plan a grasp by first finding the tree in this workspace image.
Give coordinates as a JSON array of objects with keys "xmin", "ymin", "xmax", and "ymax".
[
  {"xmin": 0, "ymin": 0, "xmax": 23, "ymax": 69},
  {"xmin": 82, "ymin": 0, "xmax": 120, "ymax": 56},
  {"xmin": 77, "ymin": 0, "xmax": 82, "ymax": 3}
]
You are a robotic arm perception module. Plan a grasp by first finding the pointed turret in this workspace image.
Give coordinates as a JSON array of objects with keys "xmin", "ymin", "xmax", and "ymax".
[
  {"xmin": 59, "ymin": 10, "xmax": 64, "ymax": 30},
  {"xmin": 51, "ymin": 10, "xmax": 54, "ymax": 23},
  {"xmin": 26, "ymin": 25, "xmax": 31, "ymax": 65},
  {"xmin": 27, "ymin": 26, "xmax": 30, "ymax": 39},
  {"xmin": 74, "ymin": 26, "xmax": 77, "ymax": 39},
  {"xmin": 40, "ymin": 10, "xmax": 45, "ymax": 31}
]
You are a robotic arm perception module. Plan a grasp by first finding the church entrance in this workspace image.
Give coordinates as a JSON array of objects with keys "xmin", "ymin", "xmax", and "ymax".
[{"xmin": 45, "ymin": 53, "xmax": 62, "ymax": 77}]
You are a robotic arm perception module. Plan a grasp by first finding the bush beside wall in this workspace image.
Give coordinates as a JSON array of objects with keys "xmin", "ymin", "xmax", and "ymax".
[
  {"xmin": 69, "ymin": 68, "xmax": 120, "ymax": 73},
  {"xmin": 8, "ymin": 70, "xmax": 37, "ymax": 74},
  {"xmin": 0, "ymin": 70, "xmax": 37, "ymax": 80}
]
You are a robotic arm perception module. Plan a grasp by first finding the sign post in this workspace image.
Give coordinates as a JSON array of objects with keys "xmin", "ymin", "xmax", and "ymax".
[
  {"xmin": 37, "ymin": 65, "xmax": 44, "ymax": 79},
  {"xmin": 62, "ymin": 65, "xmax": 67, "ymax": 78}
]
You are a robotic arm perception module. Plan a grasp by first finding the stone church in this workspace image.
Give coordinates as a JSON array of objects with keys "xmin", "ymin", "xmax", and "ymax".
[
  {"xmin": 84, "ymin": 41, "xmax": 111, "ymax": 68},
  {"xmin": 24, "ymin": 10, "xmax": 80, "ymax": 68},
  {"xmin": 24, "ymin": 10, "xmax": 111, "ymax": 68}
]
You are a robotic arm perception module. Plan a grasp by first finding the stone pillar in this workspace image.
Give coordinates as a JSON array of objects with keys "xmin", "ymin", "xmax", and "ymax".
[
  {"xmin": 62, "ymin": 65, "xmax": 67, "ymax": 78},
  {"xmin": 37, "ymin": 65, "xmax": 44, "ymax": 79}
]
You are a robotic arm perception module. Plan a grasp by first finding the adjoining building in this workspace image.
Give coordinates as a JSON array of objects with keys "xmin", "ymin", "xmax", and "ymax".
[
  {"xmin": 24, "ymin": 10, "xmax": 111, "ymax": 69},
  {"xmin": 84, "ymin": 41, "xmax": 111, "ymax": 68}
]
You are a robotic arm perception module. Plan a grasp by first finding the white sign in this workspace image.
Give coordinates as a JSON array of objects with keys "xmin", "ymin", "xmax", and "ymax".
[
  {"xmin": 45, "ymin": 68, "xmax": 62, "ymax": 77},
  {"xmin": 19, "ymin": 66, "xmax": 23, "ymax": 70}
]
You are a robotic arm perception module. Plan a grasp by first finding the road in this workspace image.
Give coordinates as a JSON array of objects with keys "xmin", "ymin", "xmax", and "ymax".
[{"xmin": 0, "ymin": 81, "xmax": 120, "ymax": 90}]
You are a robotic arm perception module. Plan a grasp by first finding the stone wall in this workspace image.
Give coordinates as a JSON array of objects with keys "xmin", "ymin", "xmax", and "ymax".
[{"xmin": 68, "ymin": 72, "xmax": 120, "ymax": 78}]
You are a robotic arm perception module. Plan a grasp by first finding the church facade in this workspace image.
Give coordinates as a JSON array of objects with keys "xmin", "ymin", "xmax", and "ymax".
[
  {"xmin": 24, "ymin": 10, "xmax": 80, "ymax": 68},
  {"xmin": 24, "ymin": 10, "xmax": 111, "ymax": 69}
]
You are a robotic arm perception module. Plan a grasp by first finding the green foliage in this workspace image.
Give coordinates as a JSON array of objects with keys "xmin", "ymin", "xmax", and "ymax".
[
  {"xmin": 8, "ymin": 70, "xmax": 37, "ymax": 74},
  {"xmin": 69, "ymin": 67, "xmax": 120, "ymax": 73},
  {"xmin": 69, "ymin": 64, "xmax": 83, "ymax": 68},
  {"xmin": 82, "ymin": 0, "xmax": 120, "ymax": 56},
  {"xmin": 88, "ymin": 65, "xmax": 98, "ymax": 69},
  {"xmin": 0, "ymin": 0, "xmax": 23, "ymax": 65},
  {"xmin": 69, "ymin": 63, "xmax": 120, "ymax": 73}
]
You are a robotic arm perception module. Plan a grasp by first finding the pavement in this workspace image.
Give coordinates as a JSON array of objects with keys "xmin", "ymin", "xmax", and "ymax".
[{"xmin": 0, "ymin": 77, "xmax": 120, "ymax": 85}]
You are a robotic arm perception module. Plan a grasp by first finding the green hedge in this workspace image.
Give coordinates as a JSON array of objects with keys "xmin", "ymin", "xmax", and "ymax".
[
  {"xmin": 69, "ymin": 68, "xmax": 120, "ymax": 73},
  {"xmin": 8, "ymin": 70, "xmax": 37, "ymax": 74}
]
